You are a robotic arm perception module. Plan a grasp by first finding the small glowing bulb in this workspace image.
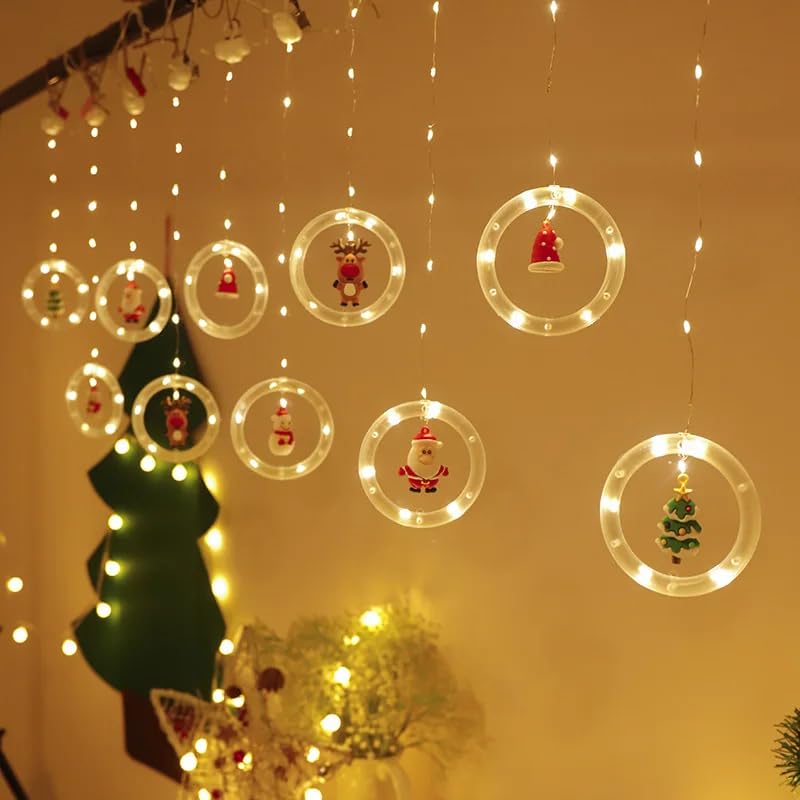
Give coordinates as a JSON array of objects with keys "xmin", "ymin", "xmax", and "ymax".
[
  {"xmin": 426, "ymin": 258, "xmax": 434, "ymax": 272},
  {"xmin": 173, "ymin": 230, "xmax": 181, "ymax": 241},
  {"xmin": 212, "ymin": 688, "xmax": 225, "ymax": 703},
  {"xmin": 280, "ymin": 306, "xmax": 288, "ymax": 317},
  {"xmin": 332, "ymin": 666, "xmax": 351, "ymax": 686},
  {"xmin": 140, "ymin": 454, "xmax": 157, "ymax": 472},
  {"xmin": 205, "ymin": 528, "xmax": 223, "ymax": 551},
  {"xmin": 549, "ymin": 153, "xmax": 558, "ymax": 168},
  {"xmin": 427, "ymin": 126, "xmax": 434, "ymax": 142},
  {"xmin": 306, "ymin": 746, "xmax": 321, "ymax": 764},
  {"xmin": 174, "ymin": 142, "xmax": 183, "ymax": 155},
  {"xmin": 211, "ymin": 576, "xmax": 229, "ymax": 600},
  {"xmin": 278, "ymin": 201, "xmax": 286, "ymax": 214},
  {"xmin": 172, "ymin": 96, "xmax": 180, "ymax": 108},
  {"xmin": 90, "ymin": 127, "xmax": 99, "ymax": 138},
  {"xmin": 420, "ymin": 323, "xmax": 427, "ymax": 335},
  {"xmin": 172, "ymin": 464, "xmax": 188, "ymax": 482},
  {"xmin": 694, "ymin": 236, "xmax": 703, "ymax": 253},
  {"xmin": 130, "ymin": 200, "xmax": 138, "ymax": 212},
  {"xmin": 12, "ymin": 626, "xmax": 29, "ymax": 644},
  {"xmin": 678, "ymin": 458, "xmax": 688, "ymax": 473},
  {"xmin": 347, "ymin": 67, "xmax": 355, "ymax": 80},
  {"xmin": 47, "ymin": 138, "xmax": 57, "ymax": 149},
  {"xmin": 171, "ymin": 183, "xmax": 179, "ymax": 197},
  {"xmin": 87, "ymin": 200, "xmax": 97, "ymax": 212},
  {"xmin": 129, "ymin": 119, "xmax": 138, "ymax": 130},
  {"xmin": 350, "ymin": 5, "xmax": 358, "ymax": 17},
  {"xmin": 104, "ymin": 560, "xmax": 121, "ymax": 577},
  {"xmin": 129, "ymin": 241, "xmax": 137, "ymax": 253},
  {"xmin": 282, "ymin": 95, "xmax": 292, "ymax": 109},
  {"xmin": 48, "ymin": 242, "xmax": 58, "ymax": 253},
  {"xmin": 430, "ymin": 66, "xmax": 437, "ymax": 79},
  {"xmin": 279, "ymin": 397, "xmax": 288, "ymax": 409},
  {"xmin": 421, "ymin": 386, "xmax": 428, "ymax": 399},
  {"xmin": 348, "ymin": 185, "xmax": 356, "ymax": 198},
  {"xmin": 224, "ymin": 218, "xmax": 232, "ymax": 230},
  {"xmin": 226, "ymin": 70, "xmax": 233, "ymax": 82},
  {"xmin": 280, "ymin": 357, "xmax": 288, "ymax": 369},
  {"xmin": 286, "ymin": 43, "xmax": 294, "ymax": 53},
  {"xmin": 305, "ymin": 789, "xmax": 323, "ymax": 800},
  {"xmin": 108, "ymin": 513, "xmax": 123, "ymax": 531},
  {"xmin": 194, "ymin": 738, "xmax": 208, "ymax": 755},
  {"xmin": 549, "ymin": 0, "xmax": 558, "ymax": 18},
  {"xmin": 172, "ymin": 357, "xmax": 181, "ymax": 369},
  {"xmin": 89, "ymin": 165, "xmax": 98, "ymax": 175},
  {"xmin": 346, "ymin": 126, "xmax": 354, "ymax": 138},
  {"xmin": 230, "ymin": 695, "xmax": 245, "ymax": 709},
  {"xmin": 219, "ymin": 168, "xmax": 227, "ymax": 181},
  {"xmin": 427, "ymin": 192, "xmax": 435, "ymax": 206},
  {"xmin": 683, "ymin": 319, "xmax": 692, "ymax": 334},
  {"xmin": 96, "ymin": 602, "xmax": 112, "ymax": 619},
  {"xmin": 278, "ymin": 252, "xmax": 286, "ymax": 264},
  {"xmin": 219, "ymin": 638, "xmax": 235, "ymax": 655},
  {"xmin": 433, "ymin": 0, "xmax": 440, "ymax": 12},
  {"xmin": 61, "ymin": 638, "xmax": 78, "ymax": 656},
  {"xmin": 171, "ymin": 313, "xmax": 180, "ymax": 324},
  {"xmin": 360, "ymin": 608, "xmax": 383, "ymax": 629},
  {"xmin": 114, "ymin": 439, "xmax": 131, "ymax": 457},
  {"xmin": 88, "ymin": 238, "xmax": 97, "ymax": 249},
  {"xmin": 179, "ymin": 752, "xmax": 198, "ymax": 772},
  {"xmin": 49, "ymin": 173, "xmax": 57, "ymax": 184},
  {"xmin": 695, "ymin": 63, "xmax": 703, "ymax": 80},
  {"xmin": 51, "ymin": 208, "xmax": 60, "ymax": 219},
  {"xmin": 694, "ymin": 150, "xmax": 703, "ymax": 167},
  {"xmin": 6, "ymin": 576, "xmax": 24, "ymax": 593},
  {"xmin": 90, "ymin": 345, "xmax": 99, "ymax": 357},
  {"xmin": 320, "ymin": 714, "xmax": 342, "ymax": 734}
]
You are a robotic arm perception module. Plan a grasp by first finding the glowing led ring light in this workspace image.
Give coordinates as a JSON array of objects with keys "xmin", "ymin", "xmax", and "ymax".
[
  {"xmin": 95, "ymin": 259, "xmax": 173, "ymax": 342},
  {"xmin": 477, "ymin": 185, "xmax": 626, "ymax": 336},
  {"xmin": 359, "ymin": 400, "xmax": 486, "ymax": 529},
  {"xmin": 599, "ymin": 433, "xmax": 761, "ymax": 598},
  {"xmin": 65, "ymin": 362, "xmax": 125, "ymax": 438},
  {"xmin": 21, "ymin": 259, "xmax": 90, "ymax": 330},
  {"xmin": 131, "ymin": 374, "xmax": 220, "ymax": 463},
  {"xmin": 184, "ymin": 240, "xmax": 268, "ymax": 339},
  {"xmin": 289, "ymin": 207, "xmax": 406, "ymax": 327},
  {"xmin": 230, "ymin": 377, "xmax": 334, "ymax": 480}
]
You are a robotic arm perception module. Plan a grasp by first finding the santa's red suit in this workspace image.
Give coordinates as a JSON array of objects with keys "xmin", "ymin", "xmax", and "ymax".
[
  {"xmin": 397, "ymin": 464, "xmax": 449, "ymax": 491},
  {"xmin": 274, "ymin": 429, "xmax": 295, "ymax": 447}
]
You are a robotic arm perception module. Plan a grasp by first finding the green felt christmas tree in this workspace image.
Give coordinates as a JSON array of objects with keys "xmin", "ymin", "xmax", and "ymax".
[
  {"xmin": 46, "ymin": 287, "xmax": 64, "ymax": 318},
  {"xmin": 74, "ymin": 281, "xmax": 225, "ymax": 780},
  {"xmin": 656, "ymin": 472, "xmax": 702, "ymax": 565}
]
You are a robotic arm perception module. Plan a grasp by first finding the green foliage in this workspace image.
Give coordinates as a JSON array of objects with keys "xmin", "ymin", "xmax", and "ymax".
[{"xmin": 775, "ymin": 708, "xmax": 800, "ymax": 789}]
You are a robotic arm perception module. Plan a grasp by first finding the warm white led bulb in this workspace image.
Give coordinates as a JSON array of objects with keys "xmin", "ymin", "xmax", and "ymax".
[
  {"xmin": 332, "ymin": 666, "xmax": 351, "ymax": 686},
  {"xmin": 211, "ymin": 576, "xmax": 229, "ymax": 600},
  {"xmin": 320, "ymin": 714, "xmax": 342, "ymax": 734},
  {"xmin": 360, "ymin": 608, "xmax": 383, "ymax": 629},
  {"xmin": 694, "ymin": 236, "xmax": 703, "ymax": 253},
  {"xmin": 104, "ymin": 560, "xmax": 121, "ymax": 577},
  {"xmin": 282, "ymin": 96, "xmax": 292, "ymax": 109},
  {"xmin": 6, "ymin": 576, "xmax": 23, "ymax": 593},
  {"xmin": 12, "ymin": 626, "xmax": 29, "ymax": 644},
  {"xmin": 179, "ymin": 752, "xmax": 198, "ymax": 772},
  {"xmin": 694, "ymin": 150, "xmax": 703, "ymax": 167},
  {"xmin": 695, "ymin": 63, "xmax": 703, "ymax": 80},
  {"xmin": 306, "ymin": 746, "xmax": 321, "ymax": 763},
  {"xmin": 420, "ymin": 323, "xmax": 427, "ymax": 335},
  {"xmin": 96, "ymin": 602, "xmax": 112, "ymax": 618},
  {"xmin": 171, "ymin": 464, "xmax": 188, "ymax": 482},
  {"xmin": 683, "ymin": 319, "xmax": 692, "ymax": 334},
  {"xmin": 205, "ymin": 528, "xmax": 223, "ymax": 551},
  {"xmin": 108, "ymin": 513, "xmax": 123, "ymax": 531},
  {"xmin": 61, "ymin": 638, "xmax": 78, "ymax": 656},
  {"xmin": 549, "ymin": 0, "xmax": 558, "ymax": 18},
  {"xmin": 140, "ymin": 454, "xmax": 157, "ymax": 472},
  {"xmin": 219, "ymin": 638, "xmax": 235, "ymax": 655}
]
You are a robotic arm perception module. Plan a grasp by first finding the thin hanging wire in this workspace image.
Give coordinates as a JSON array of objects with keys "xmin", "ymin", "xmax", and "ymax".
[
  {"xmin": 344, "ymin": 1, "xmax": 362, "ymax": 211},
  {"xmin": 277, "ymin": 42, "xmax": 293, "ymax": 375},
  {"xmin": 544, "ymin": 0, "xmax": 559, "ymax": 188},
  {"xmin": 419, "ymin": 0, "xmax": 440, "ymax": 412},
  {"xmin": 682, "ymin": 0, "xmax": 711, "ymax": 435}
]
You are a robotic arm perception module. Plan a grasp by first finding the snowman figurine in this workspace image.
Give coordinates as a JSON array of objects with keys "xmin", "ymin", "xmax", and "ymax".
[
  {"xmin": 269, "ymin": 405, "xmax": 295, "ymax": 456},
  {"xmin": 119, "ymin": 279, "xmax": 145, "ymax": 324},
  {"xmin": 398, "ymin": 426, "xmax": 449, "ymax": 493}
]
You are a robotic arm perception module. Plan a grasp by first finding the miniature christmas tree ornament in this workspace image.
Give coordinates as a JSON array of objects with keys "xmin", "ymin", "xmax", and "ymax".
[
  {"xmin": 528, "ymin": 219, "xmax": 565, "ymax": 273},
  {"xmin": 657, "ymin": 472, "xmax": 702, "ymax": 564},
  {"xmin": 398, "ymin": 426, "xmax": 449, "ymax": 493},
  {"xmin": 46, "ymin": 287, "xmax": 65, "ymax": 318},
  {"xmin": 21, "ymin": 259, "xmax": 90, "ymax": 331},
  {"xmin": 600, "ymin": 433, "xmax": 761, "ymax": 597}
]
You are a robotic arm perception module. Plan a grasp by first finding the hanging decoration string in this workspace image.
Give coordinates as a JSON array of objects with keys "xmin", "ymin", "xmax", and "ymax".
[
  {"xmin": 545, "ymin": 0, "xmax": 559, "ymax": 190},
  {"xmin": 277, "ymin": 40, "xmax": 294, "ymax": 373},
  {"xmin": 682, "ymin": 0, "xmax": 711, "ymax": 435},
  {"xmin": 344, "ymin": 1, "xmax": 362, "ymax": 210},
  {"xmin": 419, "ymin": 0, "xmax": 440, "ymax": 409}
]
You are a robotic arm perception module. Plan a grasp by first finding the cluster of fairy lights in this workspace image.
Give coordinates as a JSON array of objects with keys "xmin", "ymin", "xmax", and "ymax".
[
  {"xmin": 277, "ymin": 37, "xmax": 293, "ymax": 373},
  {"xmin": 180, "ymin": 607, "xmax": 387, "ymax": 797}
]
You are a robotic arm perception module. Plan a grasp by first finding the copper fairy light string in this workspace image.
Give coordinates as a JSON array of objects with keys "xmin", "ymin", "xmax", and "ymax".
[
  {"xmin": 277, "ymin": 41, "xmax": 294, "ymax": 374},
  {"xmin": 545, "ymin": 0, "xmax": 559, "ymax": 188},
  {"xmin": 419, "ymin": 0, "xmax": 441, "ymax": 407},
  {"xmin": 344, "ymin": 1, "xmax": 362, "ymax": 211},
  {"xmin": 682, "ymin": 0, "xmax": 711, "ymax": 435}
]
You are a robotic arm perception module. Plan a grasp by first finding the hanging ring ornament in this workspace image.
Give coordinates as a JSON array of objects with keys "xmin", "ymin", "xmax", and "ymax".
[
  {"xmin": 95, "ymin": 259, "xmax": 173, "ymax": 342},
  {"xmin": 599, "ymin": 432, "xmax": 761, "ymax": 598},
  {"xmin": 289, "ymin": 207, "xmax": 406, "ymax": 327},
  {"xmin": 21, "ymin": 259, "xmax": 91, "ymax": 330},
  {"xmin": 65, "ymin": 362, "xmax": 125, "ymax": 438},
  {"xmin": 131, "ymin": 374, "xmax": 221, "ymax": 463},
  {"xmin": 476, "ymin": 185, "xmax": 626, "ymax": 336},
  {"xmin": 358, "ymin": 400, "xmax": 486, "ymax": 529},
  {"xmin": 184, "ymin": 240, "xmax": 269, "ymax": 339},
  {"xmin": 230, "ymin": 377, "xmax": 334, "ymax": 480}
]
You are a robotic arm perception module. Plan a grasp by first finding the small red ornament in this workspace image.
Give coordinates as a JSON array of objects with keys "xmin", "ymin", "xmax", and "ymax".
[
  {"xmin": 225, "ymin": 685, "xmax": 243, "ymax": 699},
  {"xmin": 86, "ymin": 383, "xmax": 102, "ymax": 415},
  {"xmin": 257, "ymin": 666, "xmax": 285, "ymax": 692},
  {"xmin": 216, "ymin": 264, "xmax": 239, "ymax": 298},
  {"xmin": 232, "ymin": 749, "xmax": 246, "ymax": 764},
  {"xmin": 211, "ymin": 790, "xmax": 223, "ymax": 799},
  {"xmin": 528, "ymin": 220, "xmax": 565, "ymax": 274}
]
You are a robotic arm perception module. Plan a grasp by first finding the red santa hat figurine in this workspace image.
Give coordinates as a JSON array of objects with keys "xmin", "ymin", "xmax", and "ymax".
[
  {"xmin": 398, "ymin": 426, "xmax": 449, "ymax": 494},
  {"xmin": 216, "ymin": 259, "xmax": 239, "ymax": 299},
  {"xmin": 528, "ymin": 219, "xmax": 565, "ymax": 274}
]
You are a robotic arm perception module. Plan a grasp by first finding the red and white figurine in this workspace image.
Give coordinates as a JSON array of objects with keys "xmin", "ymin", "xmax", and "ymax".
[
  {"xmin": 163, "ymin": 394, "xmax": 192, "ymax": 448},
  {"xmin": 528, "ymin": 219, "xmax": 565, "ymax": 273},
  {"xmin": 398, "ymin": 426, "xmax": 449, "ymax": 494},
  {"xmin": 86, "ymin": 381, "xmax": 102, "ymax": 415},
  {"xmin": 269, "ymin": 404, "xmax": 295, "ymax": 456},
  {"xmin": 331, "ymin": 238, "xmax": 370, "ymax": 307},
  {"xmin": 216, "ymin": 260, "xmax": 239, "ymax": 299},
  {"xmin": 119, "ymin": 279, "xmax": 146, "ymax": 323}
]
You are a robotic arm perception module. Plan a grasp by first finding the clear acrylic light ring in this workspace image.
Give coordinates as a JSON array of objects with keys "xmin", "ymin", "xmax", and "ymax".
[
  {"xmin": 289, "ymin": 207, "xmax": 406, "ymax": 327},
  {"xmin": 95, "ymin": 259, "xmax": 173, "ymax": 342},
  {"xmin": 21, "ymin": 259, "xmax": 90, "ymax": 329},
  {"xmin": 131, "ymin": 374, "xmax": 221, "ymax": 463},
  {"xmin": 65, "ymin": 362, "xmax": 124, "ymax": 437},
  {"xmin": 230, "ymin": 377, "xmax": 334, "ymax": 480},
  {"xmin": 359, "ymin": 400, "xmax": 486, "ymax": 529},
  {"xmin": 184, "ymin": 240, "xmax": 268, "ymax": 339},
  {"xmin": 600, "ymin": 433, "xmax": 761, "ymax": 598},
  {"xmin": 477, "ymin": 185, "xmax": 626, "ymax": 336}
]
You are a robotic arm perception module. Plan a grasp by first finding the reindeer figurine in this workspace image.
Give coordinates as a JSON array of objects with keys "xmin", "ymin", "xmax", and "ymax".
[
  {"xmin": 162, "ymin": 393, "xmax": 192, "ymax": 448},
  {"xmin": 331, "ymin": 237, "xmax": 370, "ymax": 307}
]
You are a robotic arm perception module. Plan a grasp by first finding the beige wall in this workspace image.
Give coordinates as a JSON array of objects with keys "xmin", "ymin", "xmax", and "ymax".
[{"xmin": 2, "ymin": 1, "xmax": 799, "ymax": 798}]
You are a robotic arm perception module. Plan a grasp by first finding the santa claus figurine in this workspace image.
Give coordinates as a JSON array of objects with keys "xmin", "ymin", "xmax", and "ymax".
[
  {"xmin": 216, "ymin": 259, "xmax": 239, "ymax": 299},
  {"xmin": 269, "ymin": 405, "xmax": 295, "ymax": 456},
  {"xmin": 528, "ymin": 219, "xmax": 565, "ymax": 273},
  {"xmin": 398, "ymin": 426, "xmax": 449, "ymax": 493},
  {"xmin": 119, "ymin": 279, "xmax": 146, "ymax": 323}
]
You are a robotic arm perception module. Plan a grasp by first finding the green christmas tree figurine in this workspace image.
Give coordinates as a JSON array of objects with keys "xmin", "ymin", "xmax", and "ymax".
[
  {"xmin": 46, "ymin": 287, "xmax": 64, "ymax": 318},
  {"xmin": 74, "ymin": 279, "xmax": 225, "ymax": 781},
  {"xmin": 656, "ymin": 472, "xmax": 702, "ymax": 564}
]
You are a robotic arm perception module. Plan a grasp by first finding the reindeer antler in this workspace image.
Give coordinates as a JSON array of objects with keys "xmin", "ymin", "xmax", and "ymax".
[{"xmin": 329, "ymin": 237, "xmax": 372, "ymax": 255}]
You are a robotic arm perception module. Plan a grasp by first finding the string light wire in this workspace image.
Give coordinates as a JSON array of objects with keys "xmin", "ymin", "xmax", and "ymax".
[{"xmin": 545, "ymin": 0, "xmax": 559, "ymax": 186}]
